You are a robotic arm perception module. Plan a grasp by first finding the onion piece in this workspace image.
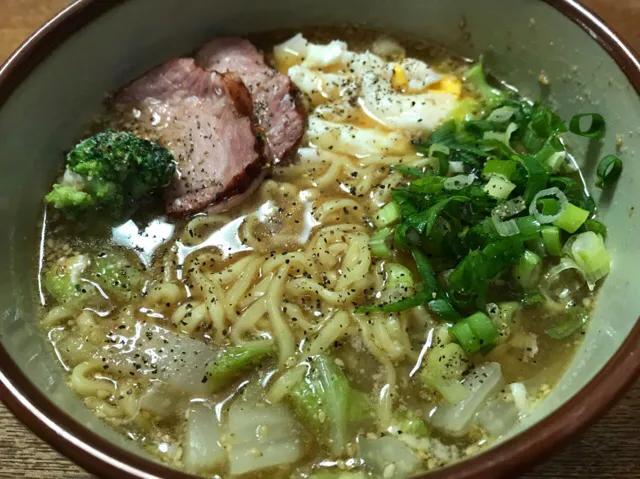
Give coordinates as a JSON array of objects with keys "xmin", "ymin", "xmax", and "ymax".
[
  {"xmin": 444, "ymin": 173, "xmax": 476, "ymax": 191},
  {"xmin": 529, "ymin": 187, "xmax": 569, "ymax": 224}
]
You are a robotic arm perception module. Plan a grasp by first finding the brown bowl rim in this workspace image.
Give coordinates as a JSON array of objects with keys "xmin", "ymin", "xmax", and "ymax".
[{"xmin": 0, "ymin": 0, "xmax": 639, "ymax": 478}]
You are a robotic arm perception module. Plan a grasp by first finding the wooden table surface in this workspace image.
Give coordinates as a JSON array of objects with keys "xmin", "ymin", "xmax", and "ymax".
[{"xmin": 0, "ymin": 0, "xmax": 639, "ymax": 478}]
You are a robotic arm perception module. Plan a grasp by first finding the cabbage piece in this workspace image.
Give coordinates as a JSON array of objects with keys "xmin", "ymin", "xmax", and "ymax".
[
  {"xmin": 204, "ymin": 340, "xmax": 276, "ymax": 393},
  {"xmin": 430, "ymin": 362, "xmax": 504, "ymax": 437},
  {"xmin": 421, "ymin": 343, "xmax": 470, "ymax": 404},
  {"xmin": 228, "ymin": 402, "xmax": 303, "ymax": 475},
  {"xmin": 389, "ymin": 410, "xmax": 429, "ymax": 436},
  {"xmin": 93, "ymin": 250, "xmax": 146, "ymax": 301},
  {"xmin": 287, "ymin": 355, "xmax": 363, "ymax": 455},
  {"xmin": 138, "ymin": 382, "xmax": 183, "ymax": 417},
  {"xmin": 474, "ymin": 396, "xmax": 519, "ymax": 437},
  {"xmin": 98, "ymin": 323, "xmax": 216, "ymax": 395},
  {"xmin": 183, "ymin": 402, "xmax": 227, "ymax": 474},
  {"xmin": 43, "ymin": 254, "xmax": 93, "ymax": 306},
  {"xmin": 357, "ymin": 436, "xmax": 421, "ymax": 479}
]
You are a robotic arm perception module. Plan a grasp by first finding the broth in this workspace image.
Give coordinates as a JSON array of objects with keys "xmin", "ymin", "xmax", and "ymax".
[{"xmin": 36, "ymin": 27, "xmax": 599, "ymax": 478}]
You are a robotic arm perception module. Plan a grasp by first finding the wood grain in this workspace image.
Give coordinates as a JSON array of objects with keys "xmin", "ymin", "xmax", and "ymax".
[{"xmin": 0, "ymin": 1, "xmax": 639, "ymax": 478}]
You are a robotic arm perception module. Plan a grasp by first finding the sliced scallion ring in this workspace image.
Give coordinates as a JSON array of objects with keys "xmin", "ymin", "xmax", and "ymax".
[
  {"xmin": 529, "ymin": 187, "xmax": 568, "ymax": 224},
  {"xmin": 444, "ymin": 173, "xmax": 476, "ymax": 191},
  {"xmin": 569, "ymin": 113, "xmax": 606, "ymax": 138},
  {"xmin": 491, "ymin": 197, "xmax": 526, "ymax": 237},
  {"xmin": 596, "ymin": 154, "xmax": 622, "ymax": 188}
]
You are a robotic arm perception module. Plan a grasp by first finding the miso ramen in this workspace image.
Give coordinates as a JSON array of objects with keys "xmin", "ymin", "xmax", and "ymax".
[{"xmin": 37, "ymin": 27, "xmax": 617, "ymax": 478}]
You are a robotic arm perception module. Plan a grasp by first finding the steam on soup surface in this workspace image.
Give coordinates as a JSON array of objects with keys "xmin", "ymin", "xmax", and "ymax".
[{"xmin": 37, "ymin": 27, "xmax": 613, "ymax": 478}]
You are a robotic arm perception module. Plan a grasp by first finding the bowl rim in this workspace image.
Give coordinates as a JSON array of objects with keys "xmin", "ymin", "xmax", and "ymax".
[{"xmin": 0, "ymin": 0, "xmax": 639, "ymax": 478}]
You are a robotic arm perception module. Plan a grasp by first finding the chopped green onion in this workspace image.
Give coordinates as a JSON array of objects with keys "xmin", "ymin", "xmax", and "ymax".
[
  {"xmin": 448, "ymin": 97, "xmax": 483, "ymax": 122},
  {"xmin": 537, "ymin": 198, "xmax": 559, "ymax": 216},
  {"xmin": 450, "ymin": 312, "xmax": 499, "ymax": 355},
  {"xmin": 428, "ymin": 144, "xmax": 450, "ymax": 157},
  {"xmin": 514, "ymin": 216, "xmax": 541, "ymax": 241},
  {"xmin": 491, "ymin": 198, "xmax": 525, "ymax": 237},
  {"xmin": 546, "ymin": 308, "xmax": 589, "ymax": 339},
  {"xmin": 541, "ymin": 226, "xmax": 563, "ymax": 256},
  {"xmin": 423, "ymin": 195, "xmax": 469, "ymax": 235},
  {"xmin": 410, "ymin": 248, "xmax": 439, "ymax": 293},
  {"xmin": 407, "ymin": 176, "xmax": 445, "ymax": 194},
  {"xmin": 483, "ymin": 175, "xmax": 516, "ymax": 199},
  {"xmin": 546, "ymin": 151, "xmax": 567, "ymax": 173},
  {"xmin": 596, "ymin": 154, "xmax": 623, "ymax": 188},
  {"xmin": 530, "ymin": 187, "xmax": 568, "ymax": 224},
  {"xmin": 526, "ymin": 235, "xmax": 547, "ymax": 258},
  {"xmin": 355, "ymin": 287, "xmax": 431, "ymax": 313},
  {"xmin": 463, "ymin": 62, "xmax": 506, "ymax": 109},
  {"xmin": 512, "ymin": 250, "xmax": 542, "ymax": 289},
  {"xmin": 428, "ymin": 299, "xmax": 462, "ymax": 321},
  {"xmin": 530, "ymin": 107, "xmax": 567, "ymax": 137},
  {"xmin": 486, "ymin": 106, "xmax": 517, "ymax": 123},
  {"xmin": 487, "ymin": 301, "xmax": 521, "ymax": 326},
  {"xmin": 522, "ymin": 289, "xmax": 545, "ymax": 307},
  {"xmin": 553, "ymin": 203, "xmax": 589, "ymax": 233},
  {"xmin": 393, "ymin": 223, "xmax": 410, "ymax": 250},
  {"xmin": 522, "ymin": 125, "xmax": 545, "ymax": 152},
  {"xmin": 429, "ymin": 144, "xmax": 450, "ymax": 176},
  {"xmin": 482, "ymin": 159, "xmax": 517, "ymax": 180},
  {"xmin": 449, "ymin": 322, "xmax": 481, "ymax": 355},
  {"xmin": 568, "ymin": 231, "xmax": 610, "ymax": 288},
  {"xmin": 369, "ymin": 228, "xmax": 392, "ymax": 258},
  {"xmin": 374, "ymin": 202, "xmax": 402, "ymax": 228},
  {"xmin": 569, "ymin": 113, "xmax": 606, "ymax": 138},
  {"xmin": 391, "ymin": 165, "xmax": 426, "ymax": 178},
  {"xmin": 483, "ymin": 122, "xmax": 518, "ymax": 147},
  {"xmin": 519, "ymin": 155, "xmax": 549, "ymax": 204},
  {"xmin": 583, "ymin": 218, "xmax": 607, "ymax": 239},
  {"xmin": 444, "ymin": 174, "xmax": 475, "ymax": 191},
  {"xmin": 384, "ymin": 263, "xmax": 414, "ymax": 290},
  {"xmin": 466, "ymin": 312, "xmax": 500, "ymax": 353}
]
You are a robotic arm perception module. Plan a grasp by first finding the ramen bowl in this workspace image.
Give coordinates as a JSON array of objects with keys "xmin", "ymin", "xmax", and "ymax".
[{"xmin": 0, "ymin": 0, "xmax": 639, "ymax": 478}]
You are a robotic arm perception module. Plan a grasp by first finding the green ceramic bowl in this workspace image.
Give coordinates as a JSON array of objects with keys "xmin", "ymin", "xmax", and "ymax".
[{"xmin": 0, "ymin": 1, "xmax": 638, "ymax": 478}]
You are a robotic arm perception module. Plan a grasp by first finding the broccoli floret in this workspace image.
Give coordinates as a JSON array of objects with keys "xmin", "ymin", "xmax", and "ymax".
[
  {"xmin": 464, "ymin": 62, "xmax": 507, "ymax": 110},
  {"xmin": 43, "ymin": 254, "xmax": 93, "ymax": 306},
  {"xmin": 45, "ymin": 130, "xmax": 175, "ymax": 221},
  {"xmin": 93, "ymin": 250, "xmax": 146, "ymax": 301},
  {"xmin": 204, "ymin": 340, "xmax": 276, "ymax": 392}
]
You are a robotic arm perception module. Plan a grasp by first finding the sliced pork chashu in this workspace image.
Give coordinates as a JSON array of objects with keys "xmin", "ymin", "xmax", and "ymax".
[{"xmin": 113, "ymin": 58, "xmax": 265, "ymax": 215}]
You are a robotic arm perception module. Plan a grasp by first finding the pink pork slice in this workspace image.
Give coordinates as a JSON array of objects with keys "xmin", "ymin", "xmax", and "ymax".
[
  {"xmin": 196, "ymin": 37, "xmax": 306, "ymax": 164},
  {"xmin": 113, "ymin": 58, "xmax": 265, "ymax": 216}
]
